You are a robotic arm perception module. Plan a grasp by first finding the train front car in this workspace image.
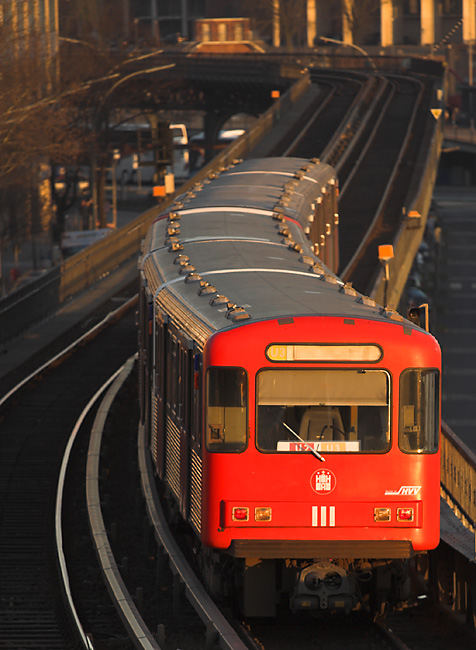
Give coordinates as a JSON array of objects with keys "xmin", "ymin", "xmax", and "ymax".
[
  {"xmin": 204, "ymin": 313, "xmax": 440, "ymax": 615},
  {"xmin": 138, "ymin": 157, "xmax": 441, "ymax": 618}
]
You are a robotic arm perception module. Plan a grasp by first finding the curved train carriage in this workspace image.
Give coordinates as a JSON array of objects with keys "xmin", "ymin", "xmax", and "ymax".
[{"xmin": 138, "ymin": 157, "xmax": 441, "ymax": 616}]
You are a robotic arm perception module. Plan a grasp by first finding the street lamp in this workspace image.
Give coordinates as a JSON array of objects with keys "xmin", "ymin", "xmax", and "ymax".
[
  {"xmin": 318, "ymin": 36, "xmax": 378, "ymax": 73},
  {"xmin": 378, "ymin": 244, "xmax": 394, "ymax": 308}
]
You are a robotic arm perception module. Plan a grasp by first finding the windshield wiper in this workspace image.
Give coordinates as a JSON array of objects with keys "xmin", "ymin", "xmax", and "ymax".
[{"xmin": 282, "ymin": 422, "xmax": 326, "ymax": 462}]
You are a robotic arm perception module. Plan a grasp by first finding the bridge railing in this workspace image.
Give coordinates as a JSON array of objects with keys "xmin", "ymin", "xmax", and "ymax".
[{"xmin": 441, "ymin": 422, "xmax": 476, "ymax": 532}]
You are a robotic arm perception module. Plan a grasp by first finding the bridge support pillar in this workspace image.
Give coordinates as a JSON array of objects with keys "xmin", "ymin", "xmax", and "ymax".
[
  {"xmin": 468, "ymin": 561, "xmax": 476, "ymax": 631},
  {"xmin": 463, "ymin": 0, "xmax": 476, "ymax": 42},
  {"xmin": 380, "ymin": 0, "xmax": 403, "ymax": 47},
  {"xmin": 307, "ymin": 0, "xmax": 317, "ymax": 47},
  {"xmin": 421, "ymin": 0, "xmax": 439, "ymax": 46},
  {"xmin": 342, "ymin": 0, "xmax": 353, "ymax": 44},
  {"xmin": 429, "ymin": 542, "xmax": 476, "ymax": 635},
  {"xmin": 203, "ymin": 112, "xmax": 229, "ymax": 165}
]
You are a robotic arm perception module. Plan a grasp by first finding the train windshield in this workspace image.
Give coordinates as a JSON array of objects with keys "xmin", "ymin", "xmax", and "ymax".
[{"xmin": 256, "ymin": 369, "xmax": 390, "ymax": 453}]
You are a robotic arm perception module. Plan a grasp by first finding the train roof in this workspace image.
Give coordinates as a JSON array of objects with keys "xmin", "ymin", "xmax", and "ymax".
[
  {"xmin": 140, "ymin": 157, "xmax": 411, "ymax": 340},
  {"xmin": 174, "ymin": 157, "xmax": 336, "ymax": 232}
]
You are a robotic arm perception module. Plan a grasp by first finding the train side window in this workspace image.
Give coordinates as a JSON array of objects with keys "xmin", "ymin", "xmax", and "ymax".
[
  {"xmin": 191, "ymin": 354, "xmax": 202, "ymax": 449},
  {"xmin": 166, "ymin": 333, "xmax": 178, "ymax": 415},
  {"xmin": 180, "ymin": 345, "xmax": 191, "ymax": 429},
  {"xmin": 206, "ymin": 367, "xmax": 248, "ymax": 452},
  {"xmin": 399, "ymin": 369, "xmax": 439, "ymax": 453},
  {"xmin": 155, "ymin": 319, "xmax": 166, "ymax": 399}
]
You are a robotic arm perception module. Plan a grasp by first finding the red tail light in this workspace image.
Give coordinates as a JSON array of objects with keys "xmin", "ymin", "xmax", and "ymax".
[
  {"xmin": 397, "ymin": 507, "xmax": 414, "ymax": 522},
  {"xmin": 232, "ymin": 507, "xmax": 249, "ymax": 521}
]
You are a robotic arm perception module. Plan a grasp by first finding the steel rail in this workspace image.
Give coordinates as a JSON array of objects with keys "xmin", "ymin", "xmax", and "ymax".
[
  {"xmin": 0, "ymin": 294, "xmax": 138, "ymax": 408},
  {"xmin": 55, "ymin": 368, "xmax": 125, "ymax": 650},
  {"xmin": 373, "ymin": 618, "xmax": 412, "ymax": 650},
  {"xmin": 85, "ymin": 355, "xmax": 160, "ymax": 649},
  {"xmin": 333, "ymin": 79, "xmax": 392, "ymax": 194},
  {"xmin": 137, "ymin": 420, "xmax": 249, "ymax": 650},
  {"xmin": 340, "ymin": 75, "xmax": 425, "ymax": 284},
  {"xmin": 319, "ymin": 74, "xmax": 382, "ymax": 166},
  {"xmin": 280, "ymin": 82, "xmax": 337, "ymax": 156}
]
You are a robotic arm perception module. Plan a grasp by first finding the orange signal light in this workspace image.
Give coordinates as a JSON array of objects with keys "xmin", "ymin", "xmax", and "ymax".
[
  {"xmin": 255, "ymin": 507, "xmax": 272, "ymax": 522},
  {"xmin": 378, "ymin": 244, "xmax": 394, "ymax": 261},
  {"xmin": 153, "ymin": 185, "xmax": 166, "ymax": 198},
  {"xmin": 374, "ymin": 507, "xmax": 391, "ymax": 522}
]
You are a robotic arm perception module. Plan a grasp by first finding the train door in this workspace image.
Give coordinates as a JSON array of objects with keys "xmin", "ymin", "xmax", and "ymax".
[
  {"xmin": 178, "ymin": 335, "xmax": 193, "ymax": 519},
  {"xmin": 188, "ymin": 350, "xmax": 203, "ymax": 534},
  {"xmin": 153, "ymin": 312, "xmax": 168, "ymax": 478},
  {"xmin": 138, "ymin": 287, "xmax": 153, "ymax": 427},
  {"xmin": 163, "ymin": 325, "xmax": 193, "ymax": 514}
]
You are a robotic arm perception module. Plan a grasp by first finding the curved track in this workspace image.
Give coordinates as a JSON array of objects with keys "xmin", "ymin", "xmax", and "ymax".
[
  {"xmin": 339, "ymin": 75, "xmax": 427, "ymax": 292},
  {"xmin": 288, "ymin": 70, "xmax": 368, "ymax": 159},
  {"xmin": 0, "ymin": 67, "xmax": 458, "ymax": 649},
  {"xmin": 0, "ymin": 300, "xmax": 136, "ymax": 648},
  {"xmin": 284, "ymin": 71, "xmax": 429, "ymax": 295}
]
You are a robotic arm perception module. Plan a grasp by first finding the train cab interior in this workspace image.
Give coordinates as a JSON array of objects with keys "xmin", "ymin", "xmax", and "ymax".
[{"xmin": 256, "ymin": 368, "xmax": 390, "ymax": 453}]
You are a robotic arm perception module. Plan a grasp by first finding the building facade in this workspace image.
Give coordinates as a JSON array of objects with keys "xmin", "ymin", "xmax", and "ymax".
[
  {"xmin": 0, "ymin": 0, "xmax": 59, "ymax": 90},
  {"xmin": 312, "ymin": 0, "xmax": 471, "ymax": 48}
]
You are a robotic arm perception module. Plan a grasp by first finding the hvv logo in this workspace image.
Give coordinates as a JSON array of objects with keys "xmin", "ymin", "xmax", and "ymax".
[{"xmin": 384, "ymin": 485, "xmax": 421, "ymax": 496}]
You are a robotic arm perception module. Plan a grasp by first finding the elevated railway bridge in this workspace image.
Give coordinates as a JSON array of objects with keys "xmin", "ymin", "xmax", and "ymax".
[{"xmin": 0, "ymin": 51, "xmax": 475, "ymax": 634}]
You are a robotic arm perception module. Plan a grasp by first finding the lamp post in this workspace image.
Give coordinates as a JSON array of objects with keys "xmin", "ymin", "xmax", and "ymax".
[
  {"xmin": 378, "ymin": 244, "xmax": 394, "ymax": 308},
  {"xmin": 94, "ymin": 62, "xmax": 175, "ymax": 227},
  {"xmin": 318, "ymin": 36, "xmax": 378, "ymax": 73}
]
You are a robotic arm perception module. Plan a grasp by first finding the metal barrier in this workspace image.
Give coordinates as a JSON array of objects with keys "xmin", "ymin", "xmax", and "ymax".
[{"xmin": 441, "ymin": 422, "xmax": 476, "ymax": 533}]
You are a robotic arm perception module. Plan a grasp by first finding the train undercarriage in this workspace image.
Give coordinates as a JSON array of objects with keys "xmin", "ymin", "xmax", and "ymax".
[{"xmin": 196, "ymin": 542, "xmax": 424, "ymax": 618}]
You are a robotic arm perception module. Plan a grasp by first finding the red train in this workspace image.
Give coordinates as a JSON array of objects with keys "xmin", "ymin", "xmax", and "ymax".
[{"xmin": 138, "ymin": 157, "xmax": 441, "ymax": 616}]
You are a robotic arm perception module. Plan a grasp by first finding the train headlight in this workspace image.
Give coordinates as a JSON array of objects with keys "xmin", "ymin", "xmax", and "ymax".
[
  {"xmin": 255, "ymin": 507, "xmax": 272, "ymax": 522},
  {"xmin": 397, "ymin": 507, "xmax": 414, "ymax": 522},
  {"xmin": 304, "ymin": 572, "xmax": 321, "ymax": 591},
  {"xmin": 374, "ymin": 507, "xmax": 391, "ymax": 522},
  {"xmin": 232, "ymin": 507, "xmax": 249, "ymax": 521}
]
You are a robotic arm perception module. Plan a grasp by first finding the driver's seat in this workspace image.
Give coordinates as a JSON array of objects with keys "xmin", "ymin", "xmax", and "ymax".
[{"xmin": 299, "ymin": 407, "xmax": 344, "ymax": 441}]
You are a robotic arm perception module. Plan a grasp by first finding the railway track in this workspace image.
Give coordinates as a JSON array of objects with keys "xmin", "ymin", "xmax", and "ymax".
[
  {"xmin": 0, "ymin": 296, "xmax": 137, "ymax": 648},
  {"xmin": 285, "ymin": 70, "xmax": 434, "ymax": 296},
  {"xmin": 281, "ymin": 70, "xmax": 370, "ymax": 159},
  {"xmin": 0, "ymin": 291, "xmax": 413, "ymax": 649},
  {"xmin": 0, "ymin": 65, "xmax": 456, "ymax": 649},
  {"xmin": 339, "ymin": 75, "xmax": 429, "ymax": 292},
  {"xmin": 1, "ymin": 295, "xmax": 473, "ymax": 649}
]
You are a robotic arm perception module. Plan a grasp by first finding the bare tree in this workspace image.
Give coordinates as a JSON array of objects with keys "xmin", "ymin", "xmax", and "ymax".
[
  {"xmin": 0, "ymin": 16, "xmax": 92, "ymax": 289},
  {"xmin": 0, "ymin": 2, "xmax": 175, "ymax": 289},
  {"xmin": 242, "ymin": 0, "xmax": 308, "ymax": 48},
  {"xmin": 341, "ymin": 0, "xmax": 380, "ymax": 45}
]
